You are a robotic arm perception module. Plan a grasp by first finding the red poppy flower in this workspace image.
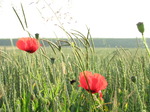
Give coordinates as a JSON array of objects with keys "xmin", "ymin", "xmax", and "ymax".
[
  {"xmin": 79, "ymin": 71, "xmax": 108, "ymax": 100},
  {"xmin": 16, "ymin": 37, "xmax": 40, "ymax": 53}
]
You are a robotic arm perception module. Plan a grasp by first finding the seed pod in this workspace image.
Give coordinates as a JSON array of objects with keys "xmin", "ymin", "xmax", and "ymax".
[
  {"xmin": 136, "ymin": 22, "xmax": 144, "ymax": 35},
  {"xmin": 131, "ymin": 76, "xmax": 136, "ymax": 83},
  {"xmin": 35, "ymin": 33, "xmax": 39, "ymax": 39},
  {"xmin": 50, "ymin": 58, "xmax": 55, "ymax": 64}
]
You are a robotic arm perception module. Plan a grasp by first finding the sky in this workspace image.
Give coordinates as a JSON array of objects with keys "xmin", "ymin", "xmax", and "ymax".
[{"xmin": 1, "ymin": 0, "xmax": 150, "ymax": 39}]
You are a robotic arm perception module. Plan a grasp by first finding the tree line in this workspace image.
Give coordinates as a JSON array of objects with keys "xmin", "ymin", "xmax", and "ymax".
[{"xmin": 0, "ymin": 38, "xmax": 149, "ymax": 48}]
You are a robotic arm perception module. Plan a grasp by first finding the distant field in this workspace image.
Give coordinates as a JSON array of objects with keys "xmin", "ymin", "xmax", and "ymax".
[
  {"xmin": 0, "ymin": 38, "xmax": 150, "ymax": 48},
  {"xmin": 0, "ymin": 46, "xmax": 147, "ymax": 56},
  {"xmin": 0, "ymin": 46, "xmax": 147, "ymax": 55}
]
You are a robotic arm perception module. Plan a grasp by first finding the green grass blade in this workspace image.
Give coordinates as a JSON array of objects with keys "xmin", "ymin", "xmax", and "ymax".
[
  {"xmin": 21, "ymin": 3, "xmax": 28, "ymax": 28},
  {"xmin": 12, "ymin": 7, "xmax": 25, "ymax": 31}
]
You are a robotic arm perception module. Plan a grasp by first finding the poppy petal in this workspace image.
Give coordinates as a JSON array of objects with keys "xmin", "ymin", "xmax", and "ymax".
[
  {"xmin": 16, "ymin": 37, "xmax": 40, "ymax": 53},
  {"xmin": 79, "ymin": 71, "xmax": 108, "ymax": 99},
  {"xmin": 16, "ymin": 39, "xmax": 27, "ymax": 50}
]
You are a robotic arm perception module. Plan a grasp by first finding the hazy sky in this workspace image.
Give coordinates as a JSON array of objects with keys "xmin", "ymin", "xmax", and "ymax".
[{"xmin": 1, "ymin": 0, "xmax": 150, "ymax": 38}]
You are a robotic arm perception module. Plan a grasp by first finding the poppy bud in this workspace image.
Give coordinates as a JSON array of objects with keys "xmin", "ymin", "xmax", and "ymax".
[
  {"xmin": 35, "ymin": 33, "xmax": 39, "ymax": 39},
  {"xmin": 136, "ymin": 22, "xmax": 144, "ymax": 35},
  {"xmin": 131, "ymin": 76, "xmax": 136, "ymax": 83},
  {"xmin": 50, "ymin": 58, "xmax": 55, "ymax": 64},
  {"xmin": 31, "ymin": 94, "xmax": 35, "ymax": 101},
  {"xmin": 58, "ymin": 45, "xmax": 61, "ymax": 51}
]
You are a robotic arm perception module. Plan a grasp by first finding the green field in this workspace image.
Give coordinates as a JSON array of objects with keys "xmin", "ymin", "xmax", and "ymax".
[
  {"xmin": 0, "ymin": 41, "xmax": 150, "ymax": 112},
  {"xmin": 1, "ymin": 38, "xmax": 150, "ymax": 48},
  {"xmin": 1, "ymin": 2, "xmax": 150, "ymax": 112}
]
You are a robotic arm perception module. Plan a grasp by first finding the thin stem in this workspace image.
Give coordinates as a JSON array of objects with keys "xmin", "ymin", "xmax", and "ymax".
[{"xmin": 142, "ymin": 34, "xmax": 150, "ymax": 57}]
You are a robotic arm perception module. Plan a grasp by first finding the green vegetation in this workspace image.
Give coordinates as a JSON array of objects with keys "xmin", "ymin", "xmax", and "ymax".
[
  {"xmin": 0, "ymin": 38, "xmax": 150, "ymax": 48},
  {"xmin": 0, "ymin": 40, "xmax": 150, "ymax": 111},
  {"xmin": 0, "ymin": 2, "xmax": 150, "ymax": 111}
]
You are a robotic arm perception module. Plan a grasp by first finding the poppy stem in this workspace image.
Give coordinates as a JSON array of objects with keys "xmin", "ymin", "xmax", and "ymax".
[
  {"xmin": 141, "ymin": 34, "xmax": 150, "ymax": 57},
  {"xmin": 82, "ymin": 71, "xmax": 96, "ymax": 109}
]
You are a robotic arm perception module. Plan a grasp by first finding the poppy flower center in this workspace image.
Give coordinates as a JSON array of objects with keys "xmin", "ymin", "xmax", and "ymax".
[
  {"xmin": 26, "ymin": 50, "xmax": 35, "ymax": 53},
  {"xmin": 86, "ymin": 89, "xmax": 96, "ymax": 93}
]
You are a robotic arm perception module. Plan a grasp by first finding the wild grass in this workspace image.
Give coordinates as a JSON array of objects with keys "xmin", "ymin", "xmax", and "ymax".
[
  {"xmin": 0, "ymin": 43, "xmax": 150, "ymax": 112},
  {"xmin": 0, "ymin": 2, "xmax": 149, "ymax": 112}
]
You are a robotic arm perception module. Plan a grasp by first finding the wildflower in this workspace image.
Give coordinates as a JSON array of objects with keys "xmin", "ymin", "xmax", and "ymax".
[
  {"xmin": 16, "ymin": 37, "xmax": 40, "ymax": 53},
  {"xmin": 79, "ymin": 71, "xmax": 108, "ymax": 100}
]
